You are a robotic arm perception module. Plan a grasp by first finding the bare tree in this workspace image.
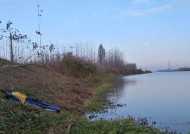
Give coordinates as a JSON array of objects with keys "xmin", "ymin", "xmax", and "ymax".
[
  {"xmin": 104, "ymin": 48, "xmax": 126, "ymax": 73},
  {"xmin": 0, "ymin": 21, "xmax": 30, "ymax": 63}
]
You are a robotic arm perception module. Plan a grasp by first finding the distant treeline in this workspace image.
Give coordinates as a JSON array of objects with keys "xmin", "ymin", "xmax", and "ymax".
[
  {"xmin": 176, "ymin": 68, "xmax": 190, "ymax": 71},
  {"xmin": 158, "ymin": 68, "xmax": 190, "ymax": 72}
]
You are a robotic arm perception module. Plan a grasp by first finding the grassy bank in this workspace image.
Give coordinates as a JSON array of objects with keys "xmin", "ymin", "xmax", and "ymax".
[
  {"xmin": 0, "ymin": 99, "xmax": 150, "ymax": 134},
  {"xmin": 0, "ymin": 74, "xmax": 165, "ymax": 134},
  {"xmin": 0, "ymin": 59, "xmax": 167, "ymax": 134},
  {"xmin": 0, "ymin": 98, "xmax": 167, "ymax": 134}
]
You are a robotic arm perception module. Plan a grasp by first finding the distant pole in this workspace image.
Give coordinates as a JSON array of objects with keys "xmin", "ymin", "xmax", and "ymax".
[
  {"xmin": 37, "ymin": 3, "xmax": 42, "ymax": 47},
  {"xmin": 10, "ymin": 33, "xmax": 14, "ymax": 63}
]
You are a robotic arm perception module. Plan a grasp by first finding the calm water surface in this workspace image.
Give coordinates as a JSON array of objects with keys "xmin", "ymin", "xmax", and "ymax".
[{"xmin": 92, "ymin": 72, "xmax": 190, "ymax": 134}]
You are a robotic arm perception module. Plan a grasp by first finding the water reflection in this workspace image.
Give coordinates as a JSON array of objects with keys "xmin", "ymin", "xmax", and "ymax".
[{"xmin": 111, "ymin": 77, "xmax": 137, "ymax": 99}]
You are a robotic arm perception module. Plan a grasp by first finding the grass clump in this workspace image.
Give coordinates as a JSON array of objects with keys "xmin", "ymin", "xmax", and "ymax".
[
  {"xmin": 0, "ymin": 99, "xmax": 50, "ymax": 134},
  {"xmin": 70, "ymin": 118, "xmax": 162, "ymax": 134},
  {"xmin": 86, "ymin": 75, "xmax": 116, "ymax": 112},
  {"xmin": 0, "ymin": 96, "xmax": 79, "ymax": 134}
]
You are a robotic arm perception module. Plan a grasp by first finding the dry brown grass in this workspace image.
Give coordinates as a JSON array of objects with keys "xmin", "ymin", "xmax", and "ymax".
[{"xmin": 0, "ymin": 59, "xmax": 95, "ymax": 113}]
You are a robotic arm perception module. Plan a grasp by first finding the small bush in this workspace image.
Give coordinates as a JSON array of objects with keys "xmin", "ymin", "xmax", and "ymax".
[{"xmin": 59, "ymin": 52, "xmax": 97, "ymax": 78}]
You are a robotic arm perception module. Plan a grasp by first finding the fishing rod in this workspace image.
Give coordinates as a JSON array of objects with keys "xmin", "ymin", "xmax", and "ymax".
[{"xmin": 0, "ymin": 89, "xmax": 60, "ymax": 112}]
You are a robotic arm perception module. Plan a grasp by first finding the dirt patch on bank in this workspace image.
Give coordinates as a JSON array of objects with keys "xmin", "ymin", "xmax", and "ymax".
[{"xmin": 0, "ymin": 58, "xmax": 94, "ymax": 113}]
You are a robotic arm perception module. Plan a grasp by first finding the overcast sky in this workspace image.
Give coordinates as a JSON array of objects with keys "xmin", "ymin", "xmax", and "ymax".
[{"xmin": 0, "ymin": 0, "xmax": 190, "ymax": 70}]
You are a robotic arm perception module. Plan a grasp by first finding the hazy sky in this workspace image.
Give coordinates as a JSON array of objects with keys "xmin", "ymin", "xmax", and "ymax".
[{"xmin": 0, "ymin": 0, "xmax": 190, "ymax": 70}]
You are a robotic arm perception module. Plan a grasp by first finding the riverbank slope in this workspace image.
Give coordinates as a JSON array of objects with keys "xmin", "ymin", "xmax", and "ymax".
[{"xmin": 0, "ymin": 59, "xmax": 165, "ymax": 134}]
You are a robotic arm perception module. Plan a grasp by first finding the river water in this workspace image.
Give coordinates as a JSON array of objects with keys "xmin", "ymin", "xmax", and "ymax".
[{"xmin": 91, "ymin": 72, "xmax": 190, "ymax": 134}]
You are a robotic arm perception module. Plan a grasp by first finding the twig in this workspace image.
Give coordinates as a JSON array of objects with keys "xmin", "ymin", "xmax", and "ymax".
[
  {"xmin": 66, "ymin": 124, "xmax": 71, "ymax": 134},
  {"xmin": 66, "ymin": 121, "xmax": 75, "ymax": 134},
  {"xmin": 0, "ymin": 64, "xmax": 35, "ymax": 70}
]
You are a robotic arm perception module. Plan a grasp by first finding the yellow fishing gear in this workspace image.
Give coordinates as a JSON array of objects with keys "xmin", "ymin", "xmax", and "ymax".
[{"xmin": 11, "ymin": 92, "xmax": 27, "ymax": 104}]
